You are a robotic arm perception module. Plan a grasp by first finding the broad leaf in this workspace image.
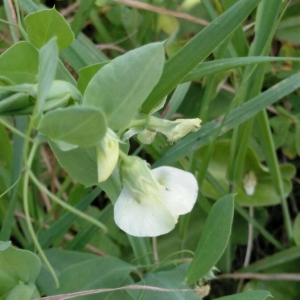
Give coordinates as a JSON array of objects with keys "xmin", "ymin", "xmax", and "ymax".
[
  {"xmin": 24, "ymin": 7, "xmax": 74, "ymax": 51},
  {"xmin": 49, "ymin": 142, "xmax": 98, "ymax": 186},
  {"xmin": 0, "ymin": 42, "xmax": 38, "ymax": 84},
  {"xmin": 83, "ymin": 42, "xmax": 165, "ymax": 130},
  {"xmin": 37, "ymin": 249, "xmax": 136, "ymax": 299},
  {"xmin": 130, "ymin": 264, "xmax": 200, "ymax": 300},
  {"xmin": 39, "ymin": 106, "xmax": 107, "ymax": 147},
  {"xmin": 186, "ymin": 194, "xmax": 234, "ymax": 284},
  {"xmin": 0, "ymin": 242, "xmax": 40, "ymax": 299}
]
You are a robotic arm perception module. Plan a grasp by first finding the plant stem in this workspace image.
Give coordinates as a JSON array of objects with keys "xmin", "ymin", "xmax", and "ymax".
[
  {"xmin": 23, "ymin": 142, "xmax": 59, "ymax": 287},
  {"xmin": 29, "ymin": 170, "xmax": 107, "ymax": 233}
]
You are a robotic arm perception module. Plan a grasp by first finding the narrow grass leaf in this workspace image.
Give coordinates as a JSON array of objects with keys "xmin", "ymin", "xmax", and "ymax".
[
  {"xmin": 183, "ymin": 56, "xmax": 300, "ymax": 82},
  {"xmin": 240, "ymin": 246, "xmax": 300, "ymax": 273},
  {"xmin": 141, "ymin": 0, "xmax": 262, "ymax": 113},
  {"xmin": 34, "ymin": 187, "xmax": 101, "ymax": 249},
  {"xmin": 154, "ymin": 72, "xmax": 300, "ymax": 167}
]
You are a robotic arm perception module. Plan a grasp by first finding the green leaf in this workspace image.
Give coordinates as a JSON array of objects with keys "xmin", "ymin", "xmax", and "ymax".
[
  {"xmin": 37, "ymin": 248, "xmax": 99, "ymax": 294},
  {"xmin": 5, "ymin": 282, "xmax": 36, "ymax": 300},
  {"xmin": 130, "ymin": 264, "xmax": 200, "ymax": 300},
  {"xmin": 58, "ymin": 257, "xmax": 135, "ymax": 295},
  {"xmin": 276, "ymin": 16, "xmax": 300, "ymax": 45},
  {"xmin": 295, "ymin": 121, "xmax": 300, "ymax": 156},
  {"xmin": 183, "ymin": 56, "xmax": 300, "ymax": 82},
  {"xmin": 186, "ymin": 194, "xmax": 234, "ymax": 284},
  {"xmin": 154, "ymin": 72, "xmax": 300, "ymax": 167},
  {"xmin": 77, "ymin": 62, "xmax": 109, "ymax": 94},
  {"xmin": 0, "ymin": 243, "xmax": 41, "ymax": 298},
  {"xmin": 292, "ymin": 213, "xmax": 300, "ymax": 246},
  {"xmin": 38, "ymin": 249, "xmax": 136, "ymax": 298},
  {"xmin": 35, "ymin": 187, "xmax": 101, "ymax": 249},
  {"xmin": 49, "ymin": 141, "xmax": 98, "ymax": 186},
  {"xmin": 240, "ymin": 246, "xmax": 300, "ymax": 273},
  {"xmin": 141, "ymin": 0, "xmax": 262, "ymax": 113},
  {"xmin": 0, "ymin": 241, "xmax": 11, "ymax": 251},
  {"xmin": 0, "ymin": 42, "xmax": 38, "ymax": 84},
  {"xmin": 70, "ymin": 0, "xmax": 95, "ymax": 36},
  {"xmin": 37, "ymin": 38, "xmax": 58, "ymax": 115},
  {"xmin": 24, "ymin": 7, "xmax": 74, "ymax": 51},
  {"xmin": 83, "ymin": 42, "xmax": 165, "ymax": 130},
  {"xmin": 215, "ymin": 290, "xmax": 272, "ymax": 300},
  {"xmin": 39, "ymin": 106, "xmax": 107, "ymax": 147}
]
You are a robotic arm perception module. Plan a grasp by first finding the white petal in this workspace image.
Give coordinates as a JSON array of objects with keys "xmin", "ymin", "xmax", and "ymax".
[
  {"xmin": 152, "ymin": 166, "xmax": 198, "ymax": 216},
  {"xmin": 114, "ymin": 187, "xmax": 176, "ymax": 237}
]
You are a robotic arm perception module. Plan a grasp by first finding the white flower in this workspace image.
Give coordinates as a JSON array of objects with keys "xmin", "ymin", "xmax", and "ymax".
[
  {"xmin": 96, "ymin": 129, "xmax": 119, "ymax": 182},
  {"xmin": 114, "ymin": 156, "xmax": 198, "ymax": 237}
]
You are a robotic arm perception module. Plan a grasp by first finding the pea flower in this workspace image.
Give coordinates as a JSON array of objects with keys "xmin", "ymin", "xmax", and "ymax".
[
  {"xmin": 96, "ymin": 129, "xmax": 119, "ymax": 182},
  {"xmin": 114, "ymin": 155, "xmax": 198, "ymax": 237}
]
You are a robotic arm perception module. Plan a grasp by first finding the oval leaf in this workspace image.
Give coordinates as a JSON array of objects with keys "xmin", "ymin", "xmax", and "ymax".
[
  {"xmin": 49, "ymin": 141, "xmax": 98, "ymax": 187},
  {"xmin": 83, "ymin": 42, "xmax": 165, "ymax": 130},
  {"xmin": 0, "ymin": 42, "xmax": 38, "ymax": 84},
  {"xmin": 185, "ymin": 194, "xmax": 234, "ymax": 284},
  {"xmin": 39, "ymin": 106, "xmax": 107, "ymax": 147},
  {"xmin": 0, "ymin": 242, "xmax": 41, "ymax": 297},
  {"xmin": 24, "ymin": 7, "xmax": 74, "ymax": 51}
]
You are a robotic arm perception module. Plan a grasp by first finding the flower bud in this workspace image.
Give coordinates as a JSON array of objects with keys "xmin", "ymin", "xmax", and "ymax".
[
  {"xmin": 96, "ymin": 129, "xmax": 119, "ymax": 182},
  {"xmin": 147, "ymin": 117, "xmax": 201, "ymax": 142},
  {"xmin": 243, "ymin": 171, "xmax": 257, "ymax": 196},
  {"xmin": 120, "ymin": 155, "xmax": 157, "ymax": 197}
]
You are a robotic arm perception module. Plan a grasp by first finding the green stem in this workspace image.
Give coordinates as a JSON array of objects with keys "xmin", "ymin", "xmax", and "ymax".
[
  {"xmin": 28, "ymin": 170, "xmax": 107, "ymax": 233},
  {"xmin": 0, "ymin": 117, "xmax": 34, "ymax": 141},
  {"xmin": 23, "ymin": 142, "xmax": 59, "ymax": 287}
]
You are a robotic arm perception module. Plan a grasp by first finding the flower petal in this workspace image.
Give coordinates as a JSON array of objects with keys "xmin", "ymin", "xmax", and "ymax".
[
  {"xmin": 114, "ymin": 187, "xmax": 176, "ymax": 237},
  {"xmin": 152, "ymin": 166, "xmax": 198, "ymax": 216}
]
